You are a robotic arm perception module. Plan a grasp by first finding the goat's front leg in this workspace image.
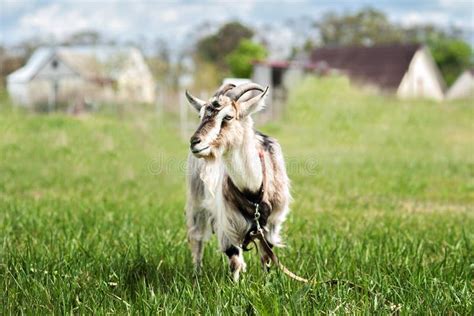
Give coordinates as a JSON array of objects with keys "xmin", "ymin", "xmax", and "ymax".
[
  {"xmin": 219, "ymin": 233, "xmax": 246, "ymax": 281},
  {"xmin": 186, "ymin": 208, "xmax": 211, "ymax": 272},
  {"xmin": 224, "ymin": 245, "xmax": 246, "ymax": 281}
]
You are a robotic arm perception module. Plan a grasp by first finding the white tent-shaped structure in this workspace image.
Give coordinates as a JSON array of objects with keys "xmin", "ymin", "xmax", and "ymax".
[{"xmin": 446, "ymin": 69, "xmax": 474, "ymax": 100}]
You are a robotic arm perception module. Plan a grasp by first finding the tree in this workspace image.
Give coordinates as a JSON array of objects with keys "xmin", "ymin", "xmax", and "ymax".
[
  {"xmin": 192, "ymin": 59, "xmax": 221, "ymax": 91},
  {"xmin": 63, "ymin": 30, "xmax": 103, "ymax": 46},
  {"xmin": 317, "ymin": 8, "xmax": 402, "ymax": 46},
  {"xmin": 0, "ymin": 47, "xmax": 26, "ymax": 87},
  {"xmin": 147, "ymin": 38, "xmax": 172, "ymax": 84},
  {"xmin": 195, "ymin": 21, "xmax": 254, "ymax": 70},
  {"xmin": 428, "ymin": 38, "xmax": 472, "ymax": 86},
  {"xmin": 226, "ymin": 39, "xmax": 267, "ymax": 78}
]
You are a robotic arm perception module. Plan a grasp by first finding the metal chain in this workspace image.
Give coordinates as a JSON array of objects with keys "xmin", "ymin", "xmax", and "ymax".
[{"xmin": 254, "ymin": 203, "xmax": 261, "ymax": 231}]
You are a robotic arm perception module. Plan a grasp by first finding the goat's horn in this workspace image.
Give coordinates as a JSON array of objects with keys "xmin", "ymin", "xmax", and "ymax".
[
  {"xmin": 213, "ymin": 83, "xmax": 236, "ymax": 97},
  {"xmin": 185, "ymin": 90, "xmax": 206, "ymax": 111},
  {"xmin": 226, "ymin": 83, "xmax": 264, "ymax": 101}
]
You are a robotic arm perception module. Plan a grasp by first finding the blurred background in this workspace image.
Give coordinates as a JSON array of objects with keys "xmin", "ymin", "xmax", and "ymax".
[{"xmin": 0, "ymin": 0, "xmax": 473, "ymax": 115}]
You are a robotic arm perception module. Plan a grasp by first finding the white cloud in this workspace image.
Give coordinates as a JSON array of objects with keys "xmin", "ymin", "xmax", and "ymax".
[
  {"xmin": 1, "ymin": 0, "xmax": 472, "ymax": 53},
  {"xmin": 159, "ymin": 9, "xmax": 179, "ymax": 23},
  {"xmin": 17, "ymin": 3, "xmax": 129, "ymax": 40},
  {"xmin": 400, "ymin": 11, "xmax": 451, "ymax": 26},
  {"xmin": 391, "ymin": 9, "xmax": 473, "ymax": 34},
  {"xmin": 438, "ymin": 0, "xmax": 473, "ymax": 9},
  {"xmin": 11, "ymin": 1, "xmax": 260, "ymax": 40},
  {"xmin": 1, "ymin": 0, "xmax": 35, "ymax": 14}
]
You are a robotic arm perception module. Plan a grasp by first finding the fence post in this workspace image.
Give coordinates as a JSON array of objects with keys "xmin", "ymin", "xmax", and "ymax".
[
  {"xmin": 156, "ymin": 86, "xmax": 164, "ymax": 120},
  {"xmin": 179, "ymin": 89, "xmax": 188, "ymax": 139}
]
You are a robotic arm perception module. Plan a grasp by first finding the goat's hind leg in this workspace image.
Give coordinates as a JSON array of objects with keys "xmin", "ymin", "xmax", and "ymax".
[{"xmin": 186, "ymin": 208, "xmax": 211, "ymax": 272}]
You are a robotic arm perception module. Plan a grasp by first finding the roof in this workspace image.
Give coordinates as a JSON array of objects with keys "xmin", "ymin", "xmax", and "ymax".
[
  {"xmin": 253, "ymin": 60, "xmax": 321, "ymax": 70},
  {"xmin": 7, "ymin": 47, "xmax": 55, "ymax": 82},
  {"xmin": 7, "ymin": 45, "xmax": 142, "ymax": 83},
  {"xmin": 310, "ymin": 44, "xmax": 423, "ymax": 89}
]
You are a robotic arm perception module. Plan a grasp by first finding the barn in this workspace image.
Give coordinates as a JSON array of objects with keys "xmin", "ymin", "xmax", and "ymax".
[
  {"xmin": 253, "ymin": 44, "xmax": 446, "ymax": 102},
  {"xmin": 446, "ymin": 69, "xmax": 474, "ymax": 100},
  {"xmin": 7, "ymin": 46, "xmax": 156, "ymax": 109}
]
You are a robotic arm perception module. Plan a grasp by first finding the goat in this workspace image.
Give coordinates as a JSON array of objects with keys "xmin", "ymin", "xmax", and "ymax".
[{"xmin": 185, "ymin": 83, "xmax": 291, "ymax": 281}]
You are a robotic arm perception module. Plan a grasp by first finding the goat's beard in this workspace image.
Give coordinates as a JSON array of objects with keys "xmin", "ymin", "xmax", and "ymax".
[{"xmin": 199, "ymin": 152, "xmax": 223, "ymax": 197}]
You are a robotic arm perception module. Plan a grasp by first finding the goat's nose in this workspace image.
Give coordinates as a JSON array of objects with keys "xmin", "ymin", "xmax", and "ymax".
[{"xmin": 190, "ymin": 136, "xmax": 201, "ymax": 146}]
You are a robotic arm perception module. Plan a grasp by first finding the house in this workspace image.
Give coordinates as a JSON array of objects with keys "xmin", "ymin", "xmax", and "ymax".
[
  {"xmin": 446, "ymin": 69, "xmax": 474, "ymax": 100},
  {"xmin": 310, "ymin": 44, "xmax": 446, "ymax": 101},
  {"xmin": 253, "ymin": 44, "xmax": 446, "ymax": 102},
  {"xmin": 7, "ymin": 46, "xmax": 156, "ymax": 109}
]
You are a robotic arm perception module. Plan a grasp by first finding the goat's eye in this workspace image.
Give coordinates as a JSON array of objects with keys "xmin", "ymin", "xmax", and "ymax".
[{"xmin": 224, "ymin": 115, "xmax": 233, "ymax": 121}]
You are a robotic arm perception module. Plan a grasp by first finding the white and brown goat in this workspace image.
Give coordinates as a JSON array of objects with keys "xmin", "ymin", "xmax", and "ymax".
[{"xmin": 185, "ymin": 83, "xmax": 291, "ymax": 281}]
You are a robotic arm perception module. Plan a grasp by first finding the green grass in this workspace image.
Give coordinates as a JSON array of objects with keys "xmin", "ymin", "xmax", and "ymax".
[{"xmin": 1, "ymin": 77, "xmax": 473, "ymax": 314}]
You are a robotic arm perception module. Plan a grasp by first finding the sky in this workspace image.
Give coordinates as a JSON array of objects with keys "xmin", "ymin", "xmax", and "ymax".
[{"xmin": 1, "ymin": 0, "xmax": 472, "ymax": 57}]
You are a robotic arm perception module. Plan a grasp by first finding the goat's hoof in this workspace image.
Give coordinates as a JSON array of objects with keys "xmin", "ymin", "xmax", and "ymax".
[
  {"xmin": 193, "ymin": 260, "xmax": 202, "ymax": 273},
  {"xmin": 229, "ymin": 256, "xmax": 246, "ymax": 282},
  {"xmin": 193, "ymin": 266, "xmax": 202, "ymax": 276},
  {"xmin": 260, "ymin": 255, "xmax": 271, "ymax": 272},
  {"xmin": 232, "ymin": 270, "xmax": 240, "ymax": 282}
]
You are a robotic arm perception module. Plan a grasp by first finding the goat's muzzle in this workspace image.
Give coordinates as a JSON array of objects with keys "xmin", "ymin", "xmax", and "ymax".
[{"xmin": 190, "ymin": 135, "xmax": 211, "ymax": 157}]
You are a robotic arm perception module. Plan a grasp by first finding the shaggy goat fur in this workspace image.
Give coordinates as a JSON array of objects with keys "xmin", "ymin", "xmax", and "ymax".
[{"xmin": 185, "ymin": 84, "xmax": 291, "ymax": 280}]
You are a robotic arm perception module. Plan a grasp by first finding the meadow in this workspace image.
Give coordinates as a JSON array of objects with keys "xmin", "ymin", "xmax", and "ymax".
[{"xmin": 1, "ymin": 77, "xmax": 472, "ymax": 314}]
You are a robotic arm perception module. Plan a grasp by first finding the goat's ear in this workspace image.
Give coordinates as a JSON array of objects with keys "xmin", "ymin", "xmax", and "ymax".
[
  {"xmin": 185, "ymin": 90, "xmax": 206, "ymax": 112},
  {"xmin": 238, "ymin": 86, "xmax": 269, "ymax": 118}
]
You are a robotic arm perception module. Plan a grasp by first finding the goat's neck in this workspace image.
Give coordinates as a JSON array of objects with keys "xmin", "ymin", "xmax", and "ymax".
[{"xmin": 223, "ymin": 125, "xmax": 262, "ymax": 193}]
